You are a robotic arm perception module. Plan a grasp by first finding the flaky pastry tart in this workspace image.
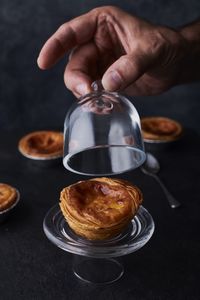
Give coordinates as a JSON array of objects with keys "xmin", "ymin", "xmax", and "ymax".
[
  {"xmin": 141, "ymin": 117, "xmax": 183, "ymax": 142},
  {"xmin": 60, "ymin": 177, "xmax": 143, "ymax": 240},
  {"xmin": 0, "ymin": 183, "xmax": 19, "ymax": 212},
  {"xmin": 18, "ymin": 131, "xmax": 63, "ymax": 159}
]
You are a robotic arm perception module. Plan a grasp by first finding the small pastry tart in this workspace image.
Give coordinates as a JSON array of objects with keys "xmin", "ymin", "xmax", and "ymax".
[
  {"xmin": 60, "ymin": 177, "xmax": 143, "ymax": 240},
  {"xmin": 0, "ymin": 183, "xmax": 20, "ymax": 222},
  {"xmin": 141, "ymin": 117, "xmax": 183, "ymax": 143},
  {"xmin": 18, "ymin": 131, "xmax": 63, "ymax": 160}
]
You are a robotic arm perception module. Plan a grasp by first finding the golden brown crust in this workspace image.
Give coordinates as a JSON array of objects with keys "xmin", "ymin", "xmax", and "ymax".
[
  {"xmin": 141, "ymin": 117, "xmax": 183, "ymax": 142},
  {"xmin": 18, "ymin": 131, "xmax": 63, "ymax": 158},
  {"xmin": 0, "ymin": 183, "xmax": 18, "ymax": 212},
  {"xmin": 60, "ymin": 177, "xmax": 143, "ymax": 240}
]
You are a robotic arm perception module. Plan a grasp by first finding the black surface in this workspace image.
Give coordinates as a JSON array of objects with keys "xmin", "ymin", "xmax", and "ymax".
[
  {"xmin": 1, "ymin": 0, "xmax": 200, "ymax": 299},
  {"xmin": 0, "ymin": 129, "xmax": 200, "ymax": 300}
]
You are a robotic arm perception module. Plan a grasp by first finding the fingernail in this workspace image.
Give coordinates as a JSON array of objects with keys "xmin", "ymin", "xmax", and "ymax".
[
  {"xmin": 105, "ymin": 70, "xmax": 122, "ymax": 91},
  {"xmin": 75, "ymin": 83, "xmax": 88, "ymax": 96}
]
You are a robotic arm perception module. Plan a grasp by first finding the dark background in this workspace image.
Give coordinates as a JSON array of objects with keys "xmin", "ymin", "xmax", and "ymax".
[
  {"xmin": 1, "ymin": 1, "xmax": 200, "ymax": 300},
  {"xmin": 0, "ymin": 0, "xmax": 200, "ymax": 132}
]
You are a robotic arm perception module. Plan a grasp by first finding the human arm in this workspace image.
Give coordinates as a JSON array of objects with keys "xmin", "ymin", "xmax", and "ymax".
[{"xmin": 37, "ymin": 6, "xmax": 200, "ymax": 97}]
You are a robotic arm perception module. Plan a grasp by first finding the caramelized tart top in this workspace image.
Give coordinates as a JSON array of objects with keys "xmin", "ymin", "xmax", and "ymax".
[
  {"xmin": 18, "ymin": 131, "xmax": 63, "ymax": 158},
  {"xmin": 60, "ymin": 177, "xmax": 143, "ymax": 227},
  {"xmin": 0, "ymin": 183, "xmax": 18, "ymax": 212},
  {"xmin": 141, "ymin": 117, "xmax": 183, "ymax": 141}
]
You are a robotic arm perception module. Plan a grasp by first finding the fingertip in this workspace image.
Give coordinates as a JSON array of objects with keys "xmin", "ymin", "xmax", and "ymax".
[
  {"xmin": 37, "ymin": 44, "xmax": 51, "ymax": 69},
  {"xmin": 64, "ymin": 71, "xmax": 92, "ymax": 97},
  {"xmin": 102, "ymin": 70, "xmax": 123, "ymax": 92},
  {"xmin": 75, "ymin": 83, "xmax": 91, "ymax": 96},
  {"xmin": 37, "ymin": 38, "xmax": 63, "ymax": 70},
  {"xmin": 37, "ymin": 55, "xmax": 46, "ymax": 70}
]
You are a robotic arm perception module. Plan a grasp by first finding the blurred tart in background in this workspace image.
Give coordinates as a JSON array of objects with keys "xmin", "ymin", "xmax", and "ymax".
[
  {"xmin": 0, "ymin": 183, "xmax": 20, "ymax": 223},
  {"xmin": 18, "ymin": 131, "xmax": 63, "ymax": 160},
  {"xmin": 0, "ymin": 183, "xmax": 18, "ymax": 212},
  {"xmin": 141, "ymin": 117, "xmax": 183, "ymax": 143}
]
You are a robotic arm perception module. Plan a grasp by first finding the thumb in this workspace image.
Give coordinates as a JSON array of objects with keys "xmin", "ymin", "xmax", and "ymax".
[{"xmin": 102, "ymin": 53, "xmax": 151, "ymax": 92}]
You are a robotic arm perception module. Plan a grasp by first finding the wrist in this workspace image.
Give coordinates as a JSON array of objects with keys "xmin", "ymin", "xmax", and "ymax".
[
  {"xmin": 178, "ymin": 21, "xmax": 200, "ymax": 83},
  {"xmin": 179, "ymin": 20, "xmax": 200, "ymax": 44}
]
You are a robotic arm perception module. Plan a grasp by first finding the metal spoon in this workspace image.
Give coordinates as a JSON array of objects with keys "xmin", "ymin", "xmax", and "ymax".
[{"xmin": 141, "ymin": 153, "xmax": 181, "ymax": 208}]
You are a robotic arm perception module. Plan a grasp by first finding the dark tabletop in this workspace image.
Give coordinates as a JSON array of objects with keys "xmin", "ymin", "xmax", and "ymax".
[
  {"xmin": 1, "ymin": 0, "xmax": 200, "ymax": 298},
  {"xmin": 0, "ymin": 128, "xmax": 200, "ymax": 300}
]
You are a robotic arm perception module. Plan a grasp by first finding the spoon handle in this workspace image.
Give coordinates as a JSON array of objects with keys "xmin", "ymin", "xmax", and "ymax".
[{"xmin": 152, "ymin": 174, "xmax": 181, "ymax": 208}]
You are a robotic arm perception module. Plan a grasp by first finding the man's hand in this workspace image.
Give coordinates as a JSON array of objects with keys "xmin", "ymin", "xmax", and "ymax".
[{"xmin": 38, "ymin": 6, "xmax": 193, "ymax": 97}]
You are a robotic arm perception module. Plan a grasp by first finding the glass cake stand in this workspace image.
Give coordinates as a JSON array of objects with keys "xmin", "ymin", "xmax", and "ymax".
[{"xmin": 43, "ymin": 205, "xmax": 155, "ymax": 284}]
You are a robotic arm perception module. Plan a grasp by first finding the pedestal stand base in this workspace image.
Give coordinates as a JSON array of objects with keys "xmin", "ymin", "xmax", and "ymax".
[
  {"xmin": 43, "ymin": 205, "xmax": 155, "ymax": 285},
  {"xmin": 73, "ymin": 256, "xmax": 124, "ymax": 284}
]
